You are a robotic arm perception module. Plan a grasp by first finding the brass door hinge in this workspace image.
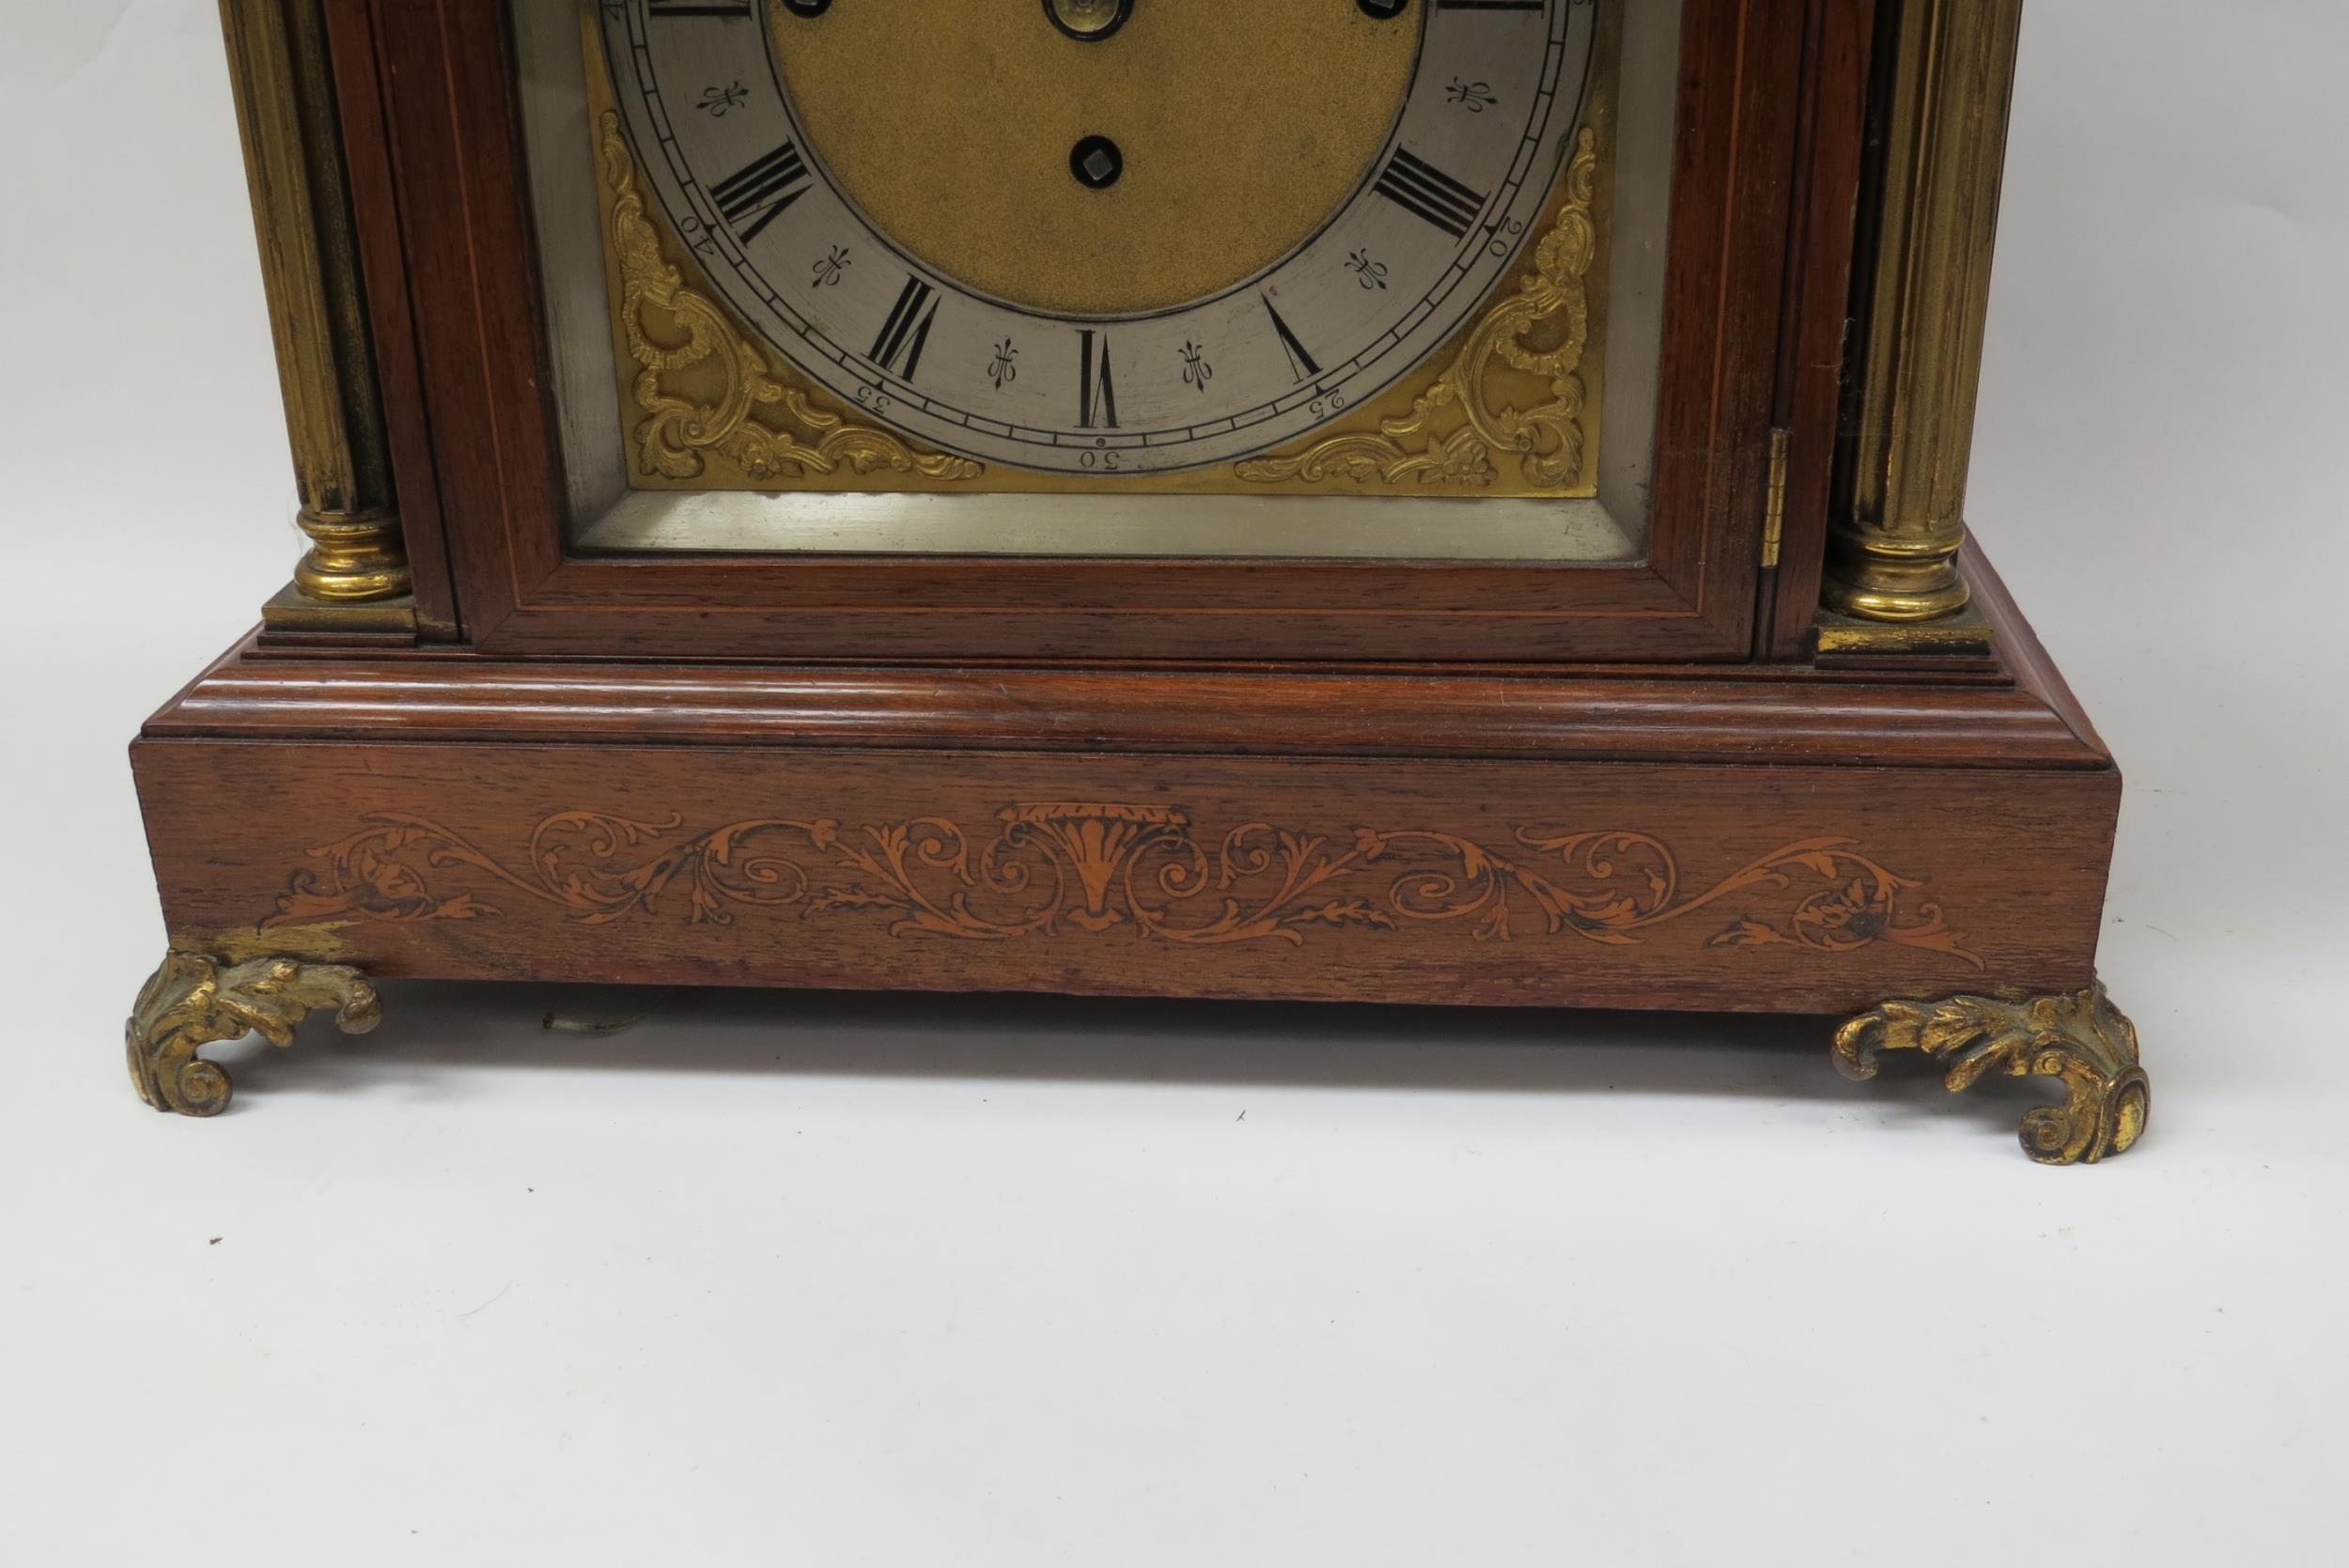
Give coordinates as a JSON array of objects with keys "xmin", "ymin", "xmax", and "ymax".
[{"xmin": 1761, "ymin": 427, "xmax": 1791, "ymax": 569}]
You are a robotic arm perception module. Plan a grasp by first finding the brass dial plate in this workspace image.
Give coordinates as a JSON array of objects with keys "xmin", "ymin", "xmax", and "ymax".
[
  {"xmin": 597, "ymin": 0, "xmax": 1600, "ymax": 479},
  {"xmin": 770, "ymin": 0, "xmax": 1421, "ymax": 318}
]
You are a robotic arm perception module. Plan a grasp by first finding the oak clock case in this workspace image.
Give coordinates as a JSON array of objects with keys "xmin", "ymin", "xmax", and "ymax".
[{"xmin": 127, "ymin": 0, "xmax": 2147, "ymax": 1166}]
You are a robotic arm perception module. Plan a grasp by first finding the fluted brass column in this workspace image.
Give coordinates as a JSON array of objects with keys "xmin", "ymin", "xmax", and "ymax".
[
  {"xmin": 1824, "ymin": 0, "xmax": 2025, "ymax": 626},
  {"xmin": 219, "ymin": 0, "xmax": 410, "ymax": 606}
]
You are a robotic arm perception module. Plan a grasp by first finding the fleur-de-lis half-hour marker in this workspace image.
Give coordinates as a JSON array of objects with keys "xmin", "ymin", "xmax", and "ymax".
[
  {"xmin": 1347, "ymin": 249, "xmax": 1389, "ymax": 290},
  {"xmin": 1446, "ymin": 78, "xmax": 1498, "ymax": 113},
  {"xmin": 988, "ymin": 338, "xmax": 1019, "ymax": 391},
  {"xmin": 1180, "ymin": 340, "xmax": 1213, "ymax": 393},
  {"xmin": 699, "ymin": 82, "xmax": 749, "ymax": 116},
  {"xmin": 810, "ymin": 245, "xmax": 850, "ymax": 287}
]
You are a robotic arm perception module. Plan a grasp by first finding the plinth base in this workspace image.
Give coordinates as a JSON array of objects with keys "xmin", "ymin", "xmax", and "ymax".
[{"xmin": 129, "ymin": 551, "xmax": 2136, "ymax": 1160}]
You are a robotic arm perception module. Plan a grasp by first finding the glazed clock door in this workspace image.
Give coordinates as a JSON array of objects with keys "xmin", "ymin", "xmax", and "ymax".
[
  {"xmin": 358, "ymin": 0, "xmax": 1854, "ymax": 661},
  {"xmin": 587, "ymin": 0, "xmax": 1600, "ymax": 478}
]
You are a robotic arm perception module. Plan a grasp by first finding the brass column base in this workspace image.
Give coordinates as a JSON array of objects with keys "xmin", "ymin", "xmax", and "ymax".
[
  {"xmin": 1813, "ymin": 603, "xmax": 1996, "ymax": 662},
  {"xmin": 293, "ymin": 505, "xmax": 411, "ymax": 603},
  {"xmin": 126, "ymin": 952, "xmax": 381, "ymax": 1116},
  {"xmin": 1835, "ymin": 983, "xmax": 2150, "ymax": 1166},
  {"xmin": 1819, "ymin": 527, "xmax": 1972, "ymax": 624}
]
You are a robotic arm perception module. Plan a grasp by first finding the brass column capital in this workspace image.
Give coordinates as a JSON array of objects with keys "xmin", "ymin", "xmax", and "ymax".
[
  {"xmin": 1825, "ymin": 0, "xmax": 2026, "ymax": 628},
  {"xmin": 220, "ymin": 0, "xmax": 411, "ymax": 613}
]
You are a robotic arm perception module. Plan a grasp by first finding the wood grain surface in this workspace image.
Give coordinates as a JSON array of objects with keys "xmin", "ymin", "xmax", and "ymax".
[
  {"xmin": 329, "ymin": 0, "xmax": 1863, "ymax": 664},
  {"xmin": 134, "ymin": 737, "xmax": 2116, "ymax": 1015},
  {"xmin": 136, "ymin": 1, "xmax": 2118, "ymax": 1029},
  {"xmin": 152, "ymin": 644, "xmax": 2105, "ymax": 769}
]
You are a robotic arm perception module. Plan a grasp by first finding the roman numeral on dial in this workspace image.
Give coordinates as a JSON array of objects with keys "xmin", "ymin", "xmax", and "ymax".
[
  {"xmin": 868, "ymin": 276, "xmax": 940, "ymax": 382},
  {"xmin": 1077, "ymin": 330, "xmax": 1118, "ymax": 429},
  {"xmin": 1262, "ymin": 296, "xmax": 1320, "ymax": 382},
  {"xmin": 1373, "ymin": 147, "xmax": 1488, "ymax": 239},
  {"xmin": 708, "ymin": 141, "xmax": 811, "ymax": 242}
]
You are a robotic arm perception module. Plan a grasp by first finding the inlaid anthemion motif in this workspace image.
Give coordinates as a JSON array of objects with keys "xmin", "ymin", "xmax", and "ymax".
[{"xmin": 264, "ymin": 802, "xmax": 1983, "ymax": 966}]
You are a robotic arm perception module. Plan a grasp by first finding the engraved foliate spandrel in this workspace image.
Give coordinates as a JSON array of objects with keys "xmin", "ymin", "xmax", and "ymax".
[
  {"xmin": 1235, "ymin": 128, "xmax": 1602, "ymax": 494},
  {"xmin": 596, "ymin": 111, "xmax": 984, "ymax": 489},
  {"xmin": 593, "ymin": 0, "xmax": 1608, "ymax": 480}
]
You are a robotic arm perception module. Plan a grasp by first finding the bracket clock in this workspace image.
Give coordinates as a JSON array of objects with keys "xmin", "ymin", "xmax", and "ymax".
[{"xmin": 129, "ymin": 0, "xmax": 2147, "ymax": 1164}]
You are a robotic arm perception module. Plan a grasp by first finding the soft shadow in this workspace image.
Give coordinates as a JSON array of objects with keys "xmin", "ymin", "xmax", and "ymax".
[{"xmin": 211, "ymin": 980, "xmax": 2041, "ymax": 1137}]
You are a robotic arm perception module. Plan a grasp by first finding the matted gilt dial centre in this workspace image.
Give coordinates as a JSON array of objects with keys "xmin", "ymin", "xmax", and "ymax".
[
  {"xmin": 603, "ymin": 0, "xmax": 1589, "ymax": 474},
  {"xmin": 768, "ymin": 0, "xmax": 1420, "ymax": 317},
  {"xmin": 1043, "ymin": 0, "xmax": 1131, "ymax": 40}
]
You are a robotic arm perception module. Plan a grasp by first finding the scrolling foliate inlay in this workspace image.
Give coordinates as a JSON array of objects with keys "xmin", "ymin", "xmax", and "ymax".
[
  {"xmin": 1234, "ymin": 129, "xmax": 1600, "ymax": 492},
  {"xmin": 262, "ymin": 802, "xmax": 1983, "ymax": 967},
  {"xmin": 599, "ymin": 111, "xmax": 983, "ymax": 487}
]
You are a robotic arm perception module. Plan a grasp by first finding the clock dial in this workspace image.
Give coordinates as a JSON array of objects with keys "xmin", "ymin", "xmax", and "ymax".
[
  {"xmin": 758, "ymin": 0, "xmax": 1421, "ymax": 317},
  {"xmin": 600, "ymin": 0, "xmax": 1598, "ymax": 476}
]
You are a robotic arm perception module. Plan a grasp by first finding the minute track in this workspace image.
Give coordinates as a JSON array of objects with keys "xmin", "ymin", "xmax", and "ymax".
[{"xmin": 600, "ymin": 0, "xmax": 1596, "ymax": 474}]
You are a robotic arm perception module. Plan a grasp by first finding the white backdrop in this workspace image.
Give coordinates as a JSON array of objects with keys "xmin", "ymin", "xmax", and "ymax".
[{"xmin": 5, "ymin": 3, "xmax": 2347, "ymax": 1563}]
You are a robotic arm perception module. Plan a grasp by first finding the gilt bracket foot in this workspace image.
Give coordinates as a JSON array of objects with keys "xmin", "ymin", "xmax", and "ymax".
[
  {"xmin": 126, "ymin": 952, "xmax": 381, "ymax": 1117},
  {"xmin": 1834, "ymin": 982, "xmax": 2150, "ymax": 1165}
]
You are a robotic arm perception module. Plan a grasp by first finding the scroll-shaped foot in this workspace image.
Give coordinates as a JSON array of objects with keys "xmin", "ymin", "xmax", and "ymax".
[
  {"xmin": 126, "ymin": 952, "xmax": 381, "ymax": 1116},
  {"xmin": 1833, "ymin": 983, "xmax": 2149, "ymax": 1165}
]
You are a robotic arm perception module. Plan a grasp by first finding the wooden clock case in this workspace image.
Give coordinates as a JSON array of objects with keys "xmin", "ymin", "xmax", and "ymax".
[{"xmin": 129, "ymin": 0, "xmax": 2146, "ymax": 1164}]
